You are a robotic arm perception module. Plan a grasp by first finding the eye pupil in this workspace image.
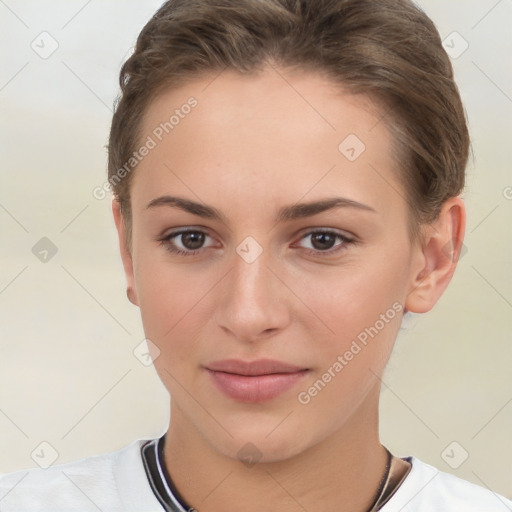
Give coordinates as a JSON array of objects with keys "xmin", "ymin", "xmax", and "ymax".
[
  {"xmin": 311, "ymin": 232, "xmax": 336, "ymax": 250},
  {"xmin": 182, "ymin": 231, "xmax": 205, "ymax": 249}
]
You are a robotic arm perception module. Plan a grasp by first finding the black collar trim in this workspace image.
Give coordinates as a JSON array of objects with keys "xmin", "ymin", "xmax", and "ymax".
[{"xmin": 141, "ymin": 435, "xmax": 194, "ymax": 512}]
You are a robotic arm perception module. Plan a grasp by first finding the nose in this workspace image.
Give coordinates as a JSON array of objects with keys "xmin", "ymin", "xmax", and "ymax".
[{"xmin": 215, "ymin": 247, "xmax": 291, "ymax": 344}]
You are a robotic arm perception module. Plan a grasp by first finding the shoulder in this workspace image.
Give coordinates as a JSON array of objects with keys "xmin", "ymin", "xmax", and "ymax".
[
  {"xmin": 0, "ymin": 438, "xmax": 161, "ymax": 512},
  {"xmin": 382, "ymin": 456, "xmax": 512, "ymax": 512}
]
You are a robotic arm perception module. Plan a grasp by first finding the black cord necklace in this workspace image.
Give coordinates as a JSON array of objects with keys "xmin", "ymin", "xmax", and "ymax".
[{"xmin": 365, "ymin": 447, "xmax": 393, "ymax": 512}]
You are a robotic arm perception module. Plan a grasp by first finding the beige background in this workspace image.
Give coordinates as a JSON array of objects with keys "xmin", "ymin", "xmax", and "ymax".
[{"xmin": 1, "ymin": 0, "xmax": 511, "ymax": 500}]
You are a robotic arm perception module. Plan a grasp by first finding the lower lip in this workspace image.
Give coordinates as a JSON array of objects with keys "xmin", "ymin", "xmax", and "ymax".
[{"xmin": 206, "ymin": 369, "xmax": 309, "ymax": 403}]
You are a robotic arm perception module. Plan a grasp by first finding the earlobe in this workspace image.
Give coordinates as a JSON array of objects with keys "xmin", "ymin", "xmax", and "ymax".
[
  {"xmin": 126, "ymin": 286, "xmax": 138, "ymax": 305},
  {"xmin": 405, "ymin": 197, "xmax": 466, "ymax": 314},
  {"xmin": 112, "ymin": 199, "xmax": 139, "ymax": 307}
]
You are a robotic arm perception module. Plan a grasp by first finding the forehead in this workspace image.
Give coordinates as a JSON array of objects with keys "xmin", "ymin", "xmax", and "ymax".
[{"xmin": 133, "ymin": 67, "xmax": 404, "ymax": 218}]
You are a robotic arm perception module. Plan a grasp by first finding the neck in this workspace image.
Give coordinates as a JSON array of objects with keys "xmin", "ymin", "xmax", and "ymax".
[{"xmin": 164, "ymin": 385, "xmax": 390, "ymax": 512}]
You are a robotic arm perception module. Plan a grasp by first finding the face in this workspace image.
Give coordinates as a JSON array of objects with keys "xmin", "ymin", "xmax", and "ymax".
[{"xmin": 117, "ymin": 66, "xmax": 427, "ymax": 462}]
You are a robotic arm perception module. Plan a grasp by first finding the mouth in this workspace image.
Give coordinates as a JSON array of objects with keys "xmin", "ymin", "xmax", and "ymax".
[{"xmin": 204, "ymin": 358, "xmax": 310, "ymax": 403}]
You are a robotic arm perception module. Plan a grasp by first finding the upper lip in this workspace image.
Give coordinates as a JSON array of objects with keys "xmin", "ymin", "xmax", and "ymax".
[{"xmin": 205, "ymin": 358, "xmax": 308, "ymax": 376}]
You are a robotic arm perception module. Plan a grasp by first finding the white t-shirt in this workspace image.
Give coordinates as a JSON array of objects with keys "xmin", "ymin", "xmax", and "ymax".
[{"xmin": 1, "ymin": 437, "xmax": 511, "ymax": 511}]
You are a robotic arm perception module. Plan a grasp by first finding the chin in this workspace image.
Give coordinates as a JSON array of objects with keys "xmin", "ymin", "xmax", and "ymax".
[
  {"xmin": 209, "ymin": 420, "xmax": 314, "ymax": 465},
  {"xmin": 227, "ymin": 437, "xmax": 306, "ymax": 465}
]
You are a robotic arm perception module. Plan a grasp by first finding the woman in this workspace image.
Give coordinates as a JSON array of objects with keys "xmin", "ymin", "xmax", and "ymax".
[{"xmin": 1, "ymin": 0, "xmax": 510, "ymax": 510}]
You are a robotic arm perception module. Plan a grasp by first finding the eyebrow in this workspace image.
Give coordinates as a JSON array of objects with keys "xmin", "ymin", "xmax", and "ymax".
[{"xmin": 145, "ymin": 195, "xmax": 377, "ymax": 222}]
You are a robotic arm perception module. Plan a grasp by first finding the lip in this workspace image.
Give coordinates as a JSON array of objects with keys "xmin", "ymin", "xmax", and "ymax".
[
  {"xmin": 205, "ymin": 358, "xmax": 307, "ymax": 375},
  {"xmin": 204, "ymin": 359, "xmax": 309, "ymax": 403}
]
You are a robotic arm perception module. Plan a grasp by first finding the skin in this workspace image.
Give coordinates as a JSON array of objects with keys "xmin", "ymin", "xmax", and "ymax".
[{"xmin": 113, "ymin": 65, "xmax": 465, "ymax": 512}]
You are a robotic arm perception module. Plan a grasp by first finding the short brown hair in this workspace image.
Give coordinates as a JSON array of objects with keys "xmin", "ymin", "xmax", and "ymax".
[{"xmin": 108, "ymin": 0, "xmax": 470, "ymax": 245}]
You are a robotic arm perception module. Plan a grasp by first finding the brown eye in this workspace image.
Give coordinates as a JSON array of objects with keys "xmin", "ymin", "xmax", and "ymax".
[
  {"xmin": 297, "ymin": 230, "xmax": 354, "ymax": 255},
  {"xmin": 179, "ymin": 231, "xmax": 205, "ymax": 250},
  {"xmin": 158, "ymin": 229, "xmax": 214, "ymax": 256},
  {"xmin": 310, "ymin": 232, "xmax": 337, "ymax": 251}
]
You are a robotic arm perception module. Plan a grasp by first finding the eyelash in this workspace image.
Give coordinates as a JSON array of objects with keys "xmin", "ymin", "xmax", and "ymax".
[{"xmin": 157, "ymin": 228, "xmax": 355, "ymax": 257}]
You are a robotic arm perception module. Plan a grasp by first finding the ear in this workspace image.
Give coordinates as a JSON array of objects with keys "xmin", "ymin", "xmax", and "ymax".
[
  {"xmin": 112, "ymin": 199, "xmax": 139, "ymax": 306},
  {"xmin": 405, "ymin": 197, "xmax": 466, "ymax": 314}
]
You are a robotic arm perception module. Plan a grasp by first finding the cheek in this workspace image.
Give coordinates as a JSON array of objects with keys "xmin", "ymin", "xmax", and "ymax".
[
  {"xmin": 297, "ymin": 255, "xmax": 407, "ymax": 345},
  {"xmin": 137, "ymin": 269, "xmax": 204, "ymax": 393},
  {"xmin": 291, "ymin": 244, "xmax": 409, "ymax": 391},
  {"xmin": 133, "ymin": 252, "xmax": 220, "ymax": 373},
  {"xmin": 134, "ymin": 242, "xmax": 199, "ymax": 328}
]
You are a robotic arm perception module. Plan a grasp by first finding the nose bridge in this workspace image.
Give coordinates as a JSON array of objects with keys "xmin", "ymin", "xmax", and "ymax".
[
  {"xmin": 216, "ymin": 240, "xmax": 289, "ymax": 339},
  {"xmin": 230, "ymin": 242, "xmax": 275, "ymax": 309},
  {"xmin": 231, "ymin": 246, "xmax": 270, "ymax": 300}
]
